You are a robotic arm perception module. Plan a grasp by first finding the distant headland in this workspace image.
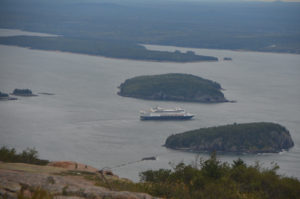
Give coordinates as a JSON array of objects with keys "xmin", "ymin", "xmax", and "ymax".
[
  {"xmin": 165, "ymin": 122, "xmax": 294, "ymax": 154},
  {"xmin": 0, "ymin": 36, "xmax": 218, "ymax": 63},
  {"xmin": 118, "ymin": 73, "xmax": 228, "ymax": 103}
]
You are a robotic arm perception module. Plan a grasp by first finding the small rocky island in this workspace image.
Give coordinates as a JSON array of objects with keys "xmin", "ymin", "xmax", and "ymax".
[
  {"xmin": 0, "ymin": 91, "xmax": 9, "ymax": 98},
  {"xmin": 223, "ymin": 57, "xmax": 232, "ymax": 61},
  {"xmin": 165, "ymin": 122, "xmax": 294, "ymax": 154},
  {"xmin": 118, "ymin": 73, "xmax": 228, "ymax": 103},
  {"xmin": 0, "ymin": 91, "xmax": 17, "ymax": 100},
  {"xmin": 12, "ymin": 89, "xmax": 37, "ymax": 96}
]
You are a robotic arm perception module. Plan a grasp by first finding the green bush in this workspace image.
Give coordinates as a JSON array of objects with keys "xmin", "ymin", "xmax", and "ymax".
[
  {"xmin": 138, "ymin": 153, "xmax": 300, "ymax": 199},
  {"xmin": 0, "ymin": 146, "xmax": 49, "ymax": 165},
  {"xmin": 92, "ymin": 153, "xmax": 300, "ymax": 199}
]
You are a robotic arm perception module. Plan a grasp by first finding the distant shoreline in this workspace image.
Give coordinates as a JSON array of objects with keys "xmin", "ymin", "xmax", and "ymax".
[
  {"xmin": 0, "ymin": 42, "xmax": 297, "ymax": 66},
  {"xmin": 0, "ymin": 43, "xmax": 220, "ymax": 63},
  {"xmin": 143, "ymin": 44, "xmax": 300, "ymax": 56},
  {"xmin": 0, "ymin": 36, "xmax": 219, "ymax": 63}
]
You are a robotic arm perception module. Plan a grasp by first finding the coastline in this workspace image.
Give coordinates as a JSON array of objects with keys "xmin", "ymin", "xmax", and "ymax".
[
  {"xmin": 164, "ymin": 146, "xmax": 289, "ymax": 155},
  {"xmin": 0, "ymin": 43, "xmax": 218, "ymax": 64},
  {"xmin": 143, "ymin": 44, "xmax": 300, "ymax": 56},
  {"xmin": 118, "ymin": 93, "xmax": 230, "ymax": 104},
  {"xmin": 0, "ymin": 39, "xmax": 298, "ymax": 65}
]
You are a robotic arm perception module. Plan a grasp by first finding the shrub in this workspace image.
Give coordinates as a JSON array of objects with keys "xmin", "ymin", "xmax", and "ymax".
[
  {"xmin": 138, "ymin": 153, "xmax": 300, "ymax": 199},
  {"xmin": 0, "ymin": 146, "xmax": 49, "ymax": 165}
]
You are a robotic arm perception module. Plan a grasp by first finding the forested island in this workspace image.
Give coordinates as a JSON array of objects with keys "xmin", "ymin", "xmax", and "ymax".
[
  {"xmin": 0, "ymin": 36, "xmax": 218, "ymax": 63},
  {"xmin": 165, "ymin": 122, "xmax": 294, "ymax": 154},
  {"xmin": 118, "ymin": 73, "xmax": 228, "ymax": 103},
  {"xmin": 0, "ymin": 91, "xmax": 17, "ymax": 100},
  {"xmin": 223, "ymin": 57, "xmax": 232, "ymax": 61},
  {"xmin": 0, "ymin": 91, "xmax": 9, "ymax": 98},
  {"xmin": 12, "ymin": 89, "xmax": 37, "ymax": 96}
]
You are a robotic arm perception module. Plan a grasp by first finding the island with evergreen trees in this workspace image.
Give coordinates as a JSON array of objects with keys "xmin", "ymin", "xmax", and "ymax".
[
  {"xmin": 118, "ymin": 73, "xmax": 228, "ymax": 103},
  {"xmin": 0, "ymin": 91, "xmax": 17, "ymax": 100},
  {"xmin": 223, "ymin": 57, "xmax": 232, "ymax": 61},
  {"xmin": 165, "ymin": 122, "xmax": 294, "ymax": 154},
  {"xmin": 0, "ymin": 91, "xmax": 9, "ymax": 98},
  {"xmin": 12, "ymin": 89, "xmax": 37, "ymax": 96}
]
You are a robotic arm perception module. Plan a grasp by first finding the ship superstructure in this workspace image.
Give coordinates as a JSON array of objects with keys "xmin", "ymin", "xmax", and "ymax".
[{"xmin": 140, "ymin": 106, "xmax": 194, "ymax": 120}]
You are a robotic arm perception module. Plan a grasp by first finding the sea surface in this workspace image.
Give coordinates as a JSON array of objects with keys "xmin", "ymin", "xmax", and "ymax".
[{"xmin": 0, "ymin": 29, "xmax": 300, "ymax": 181}]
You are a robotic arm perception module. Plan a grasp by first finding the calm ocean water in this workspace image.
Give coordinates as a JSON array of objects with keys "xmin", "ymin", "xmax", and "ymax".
[{"xmin": 0, "ymin": 29, "xmax": 300, "ymax": 181}]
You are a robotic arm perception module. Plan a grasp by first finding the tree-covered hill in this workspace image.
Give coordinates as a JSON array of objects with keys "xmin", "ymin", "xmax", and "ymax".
[
  {"xmin": 165, "ymin": 122, "xmax": 294, "ymax": 153},
  {"xmin": 118, "ymin": 73, "xmax": 228, "ymax": 103},
  {"xmin": 1, "ymin": 0, "xmax": 299, "ymax": 53},
  {"xmin": 0, "ymin": 36, "xmax": 218, "ymax": 63}
]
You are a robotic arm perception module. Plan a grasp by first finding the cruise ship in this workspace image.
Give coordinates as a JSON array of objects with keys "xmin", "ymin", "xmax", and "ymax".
[{"xmin": 140, "ymin": 106, "xmax": 194, "ymax": 120}]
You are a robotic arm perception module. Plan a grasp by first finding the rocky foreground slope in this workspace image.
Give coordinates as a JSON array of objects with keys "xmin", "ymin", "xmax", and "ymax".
[{"xmin": 0, "ymin": 161, "xmax": 158, "ymax": 199}]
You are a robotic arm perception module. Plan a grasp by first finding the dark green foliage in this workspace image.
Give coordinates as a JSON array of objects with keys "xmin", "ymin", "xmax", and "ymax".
[
  {"xmin": 118, "ymin": 73, "xmax": 227, "ymax": 103},
  {"xmin": 13, "ymin": 89, "xmax": 33, "ymax": 95},
  {"xmin": 200, "ymin": 152, "xmax": 226, "ymax": 179},
  {"xmin": 0, "ymin": 36, "xmax": 217, "ymax": 62},
  {"xmin": 137, "ymin": 153, "xmax": 300, "ymax": 199},
  {"xmin": 232, "ymin": 158, "xmax": 246, "ymax": 168},
  {"xmin": 139, "ymin": 169, "xmax": 172, "ymax": 183},
  {"xmin": 165, "ymin": 122, "xmax": 294, "ymax": 153},
  {"xmin": 92, "ymin": 153, "xmax": 300, "ymax": 199},
  {"xmin": 0, "ymin": 146, "xmax": 49, "ymax": 165}
]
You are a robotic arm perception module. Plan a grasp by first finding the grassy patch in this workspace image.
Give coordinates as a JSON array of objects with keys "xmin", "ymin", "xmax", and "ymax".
[{"xmin": 56, "ymin": 170, "xmax": 97, "ymax": 176}]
